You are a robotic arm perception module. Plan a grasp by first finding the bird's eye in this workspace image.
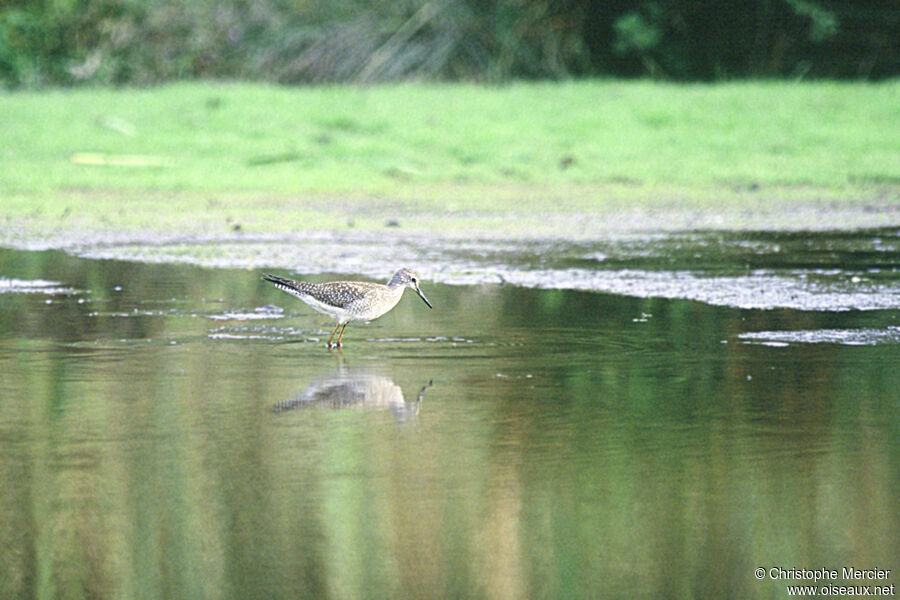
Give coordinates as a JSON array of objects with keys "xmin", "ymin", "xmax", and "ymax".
[{"xmin": 411, "ymin": 277, "xmax": 417, "ymax": 283}]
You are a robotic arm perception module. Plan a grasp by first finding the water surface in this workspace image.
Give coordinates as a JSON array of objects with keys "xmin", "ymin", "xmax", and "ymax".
[{"xmin": 0, "ymin": 232, "xmax": 897, "ymax": 599}]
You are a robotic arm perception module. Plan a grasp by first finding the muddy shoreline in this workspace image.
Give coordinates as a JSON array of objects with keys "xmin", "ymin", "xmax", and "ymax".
[
  {"xmin": 3, "ymin": 199, "xmax": 899, "ymax": 251},
  {"xmin": 2, "ymin": 200, "xmax": 898, "ymax": 313}
]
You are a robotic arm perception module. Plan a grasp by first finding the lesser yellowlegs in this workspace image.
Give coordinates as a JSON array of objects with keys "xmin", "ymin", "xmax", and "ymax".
[{"xmin": 263, "ymin": 268, "xmax": 432, "ymax": 348}]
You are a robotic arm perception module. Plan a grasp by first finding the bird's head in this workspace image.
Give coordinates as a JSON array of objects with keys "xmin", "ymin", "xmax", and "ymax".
[{"xmin": 391, "ymin": 268, "xmax": 432, "ymax": 308}]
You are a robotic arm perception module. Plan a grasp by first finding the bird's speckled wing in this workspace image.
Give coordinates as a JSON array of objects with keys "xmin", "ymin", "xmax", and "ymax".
[
  {"xmin": 263, "ymin": 273, "xmax": 374, "ymax": 308},
  {"xmin": 315, "ymin": 281, "xmax": 379, "ymax": 308}
]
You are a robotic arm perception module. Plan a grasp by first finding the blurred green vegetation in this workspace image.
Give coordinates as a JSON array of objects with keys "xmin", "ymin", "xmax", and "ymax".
[
  {"xmin": 1, "ymin": 80, "xmax": 898, "ymax": 238},
  {"xmin": 0, "ymin": 0, "xmax": 897, "ymax": 88}
]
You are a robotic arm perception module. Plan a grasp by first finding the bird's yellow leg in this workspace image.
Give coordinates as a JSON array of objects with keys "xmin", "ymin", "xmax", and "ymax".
[
  {"xmin": 336, "ymin": 323, "xmax": 348, "ymax": 346},
  {"xmin": 327, "ymin": 322, "xmax": 341, "ymax": 347}
]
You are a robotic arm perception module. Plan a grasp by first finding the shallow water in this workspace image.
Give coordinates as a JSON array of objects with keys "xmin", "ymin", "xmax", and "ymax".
[{"xmin": 0, "ymin": 233, "xmax": 898, "ymax": 599}]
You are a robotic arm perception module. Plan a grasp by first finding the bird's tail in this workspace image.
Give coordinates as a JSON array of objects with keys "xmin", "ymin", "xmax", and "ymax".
[
  {"xmin": 263, "ymin": 272, "xmax": 289, "ymax": 285},
  {"xmin": 263, "ymin": 273, "xmax": 303, "ymax": 295}
]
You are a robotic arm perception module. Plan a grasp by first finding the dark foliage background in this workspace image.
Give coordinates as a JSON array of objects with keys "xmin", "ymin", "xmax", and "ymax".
[{"xmin": 1, "ymin": 0, "xmax": 897, "ymax": 87}]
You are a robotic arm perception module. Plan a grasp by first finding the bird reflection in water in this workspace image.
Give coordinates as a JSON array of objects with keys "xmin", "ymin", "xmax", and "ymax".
[{"xmin": 274, "ymin": 367, "xmax": 432, "ymax": 422}]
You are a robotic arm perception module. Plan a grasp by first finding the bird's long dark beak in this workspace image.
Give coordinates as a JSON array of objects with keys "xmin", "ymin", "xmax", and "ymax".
[{"xmin": 415, "ymin": 287, "xmax": 433, "ymax": 308}]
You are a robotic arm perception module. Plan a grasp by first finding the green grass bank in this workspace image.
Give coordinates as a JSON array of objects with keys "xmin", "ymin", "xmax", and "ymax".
[{"xmin": 1, "ymin": 80, "xmax": 898, "ymax": 238}]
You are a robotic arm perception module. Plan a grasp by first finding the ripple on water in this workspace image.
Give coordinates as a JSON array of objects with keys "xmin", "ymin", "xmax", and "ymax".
[
  {"xmin": 207, "ymin": 323, "xmax": 311, "ymax": 342},
  {"xmin": 0, "ymin": 277, "xmax": 81, "ymax": 295},
  {"xmin": 205, "ymin": 305, "xmax": 285, "ymax": 321},
  {"xmin": 738, "ymin": 326, "xmax": 900, "ymax": 346}
]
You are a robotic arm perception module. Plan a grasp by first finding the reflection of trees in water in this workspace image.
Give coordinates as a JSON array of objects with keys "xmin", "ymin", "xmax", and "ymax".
[{"xmin": 2, "ymin": 247, "xmax": 900, "ymax": 600}]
